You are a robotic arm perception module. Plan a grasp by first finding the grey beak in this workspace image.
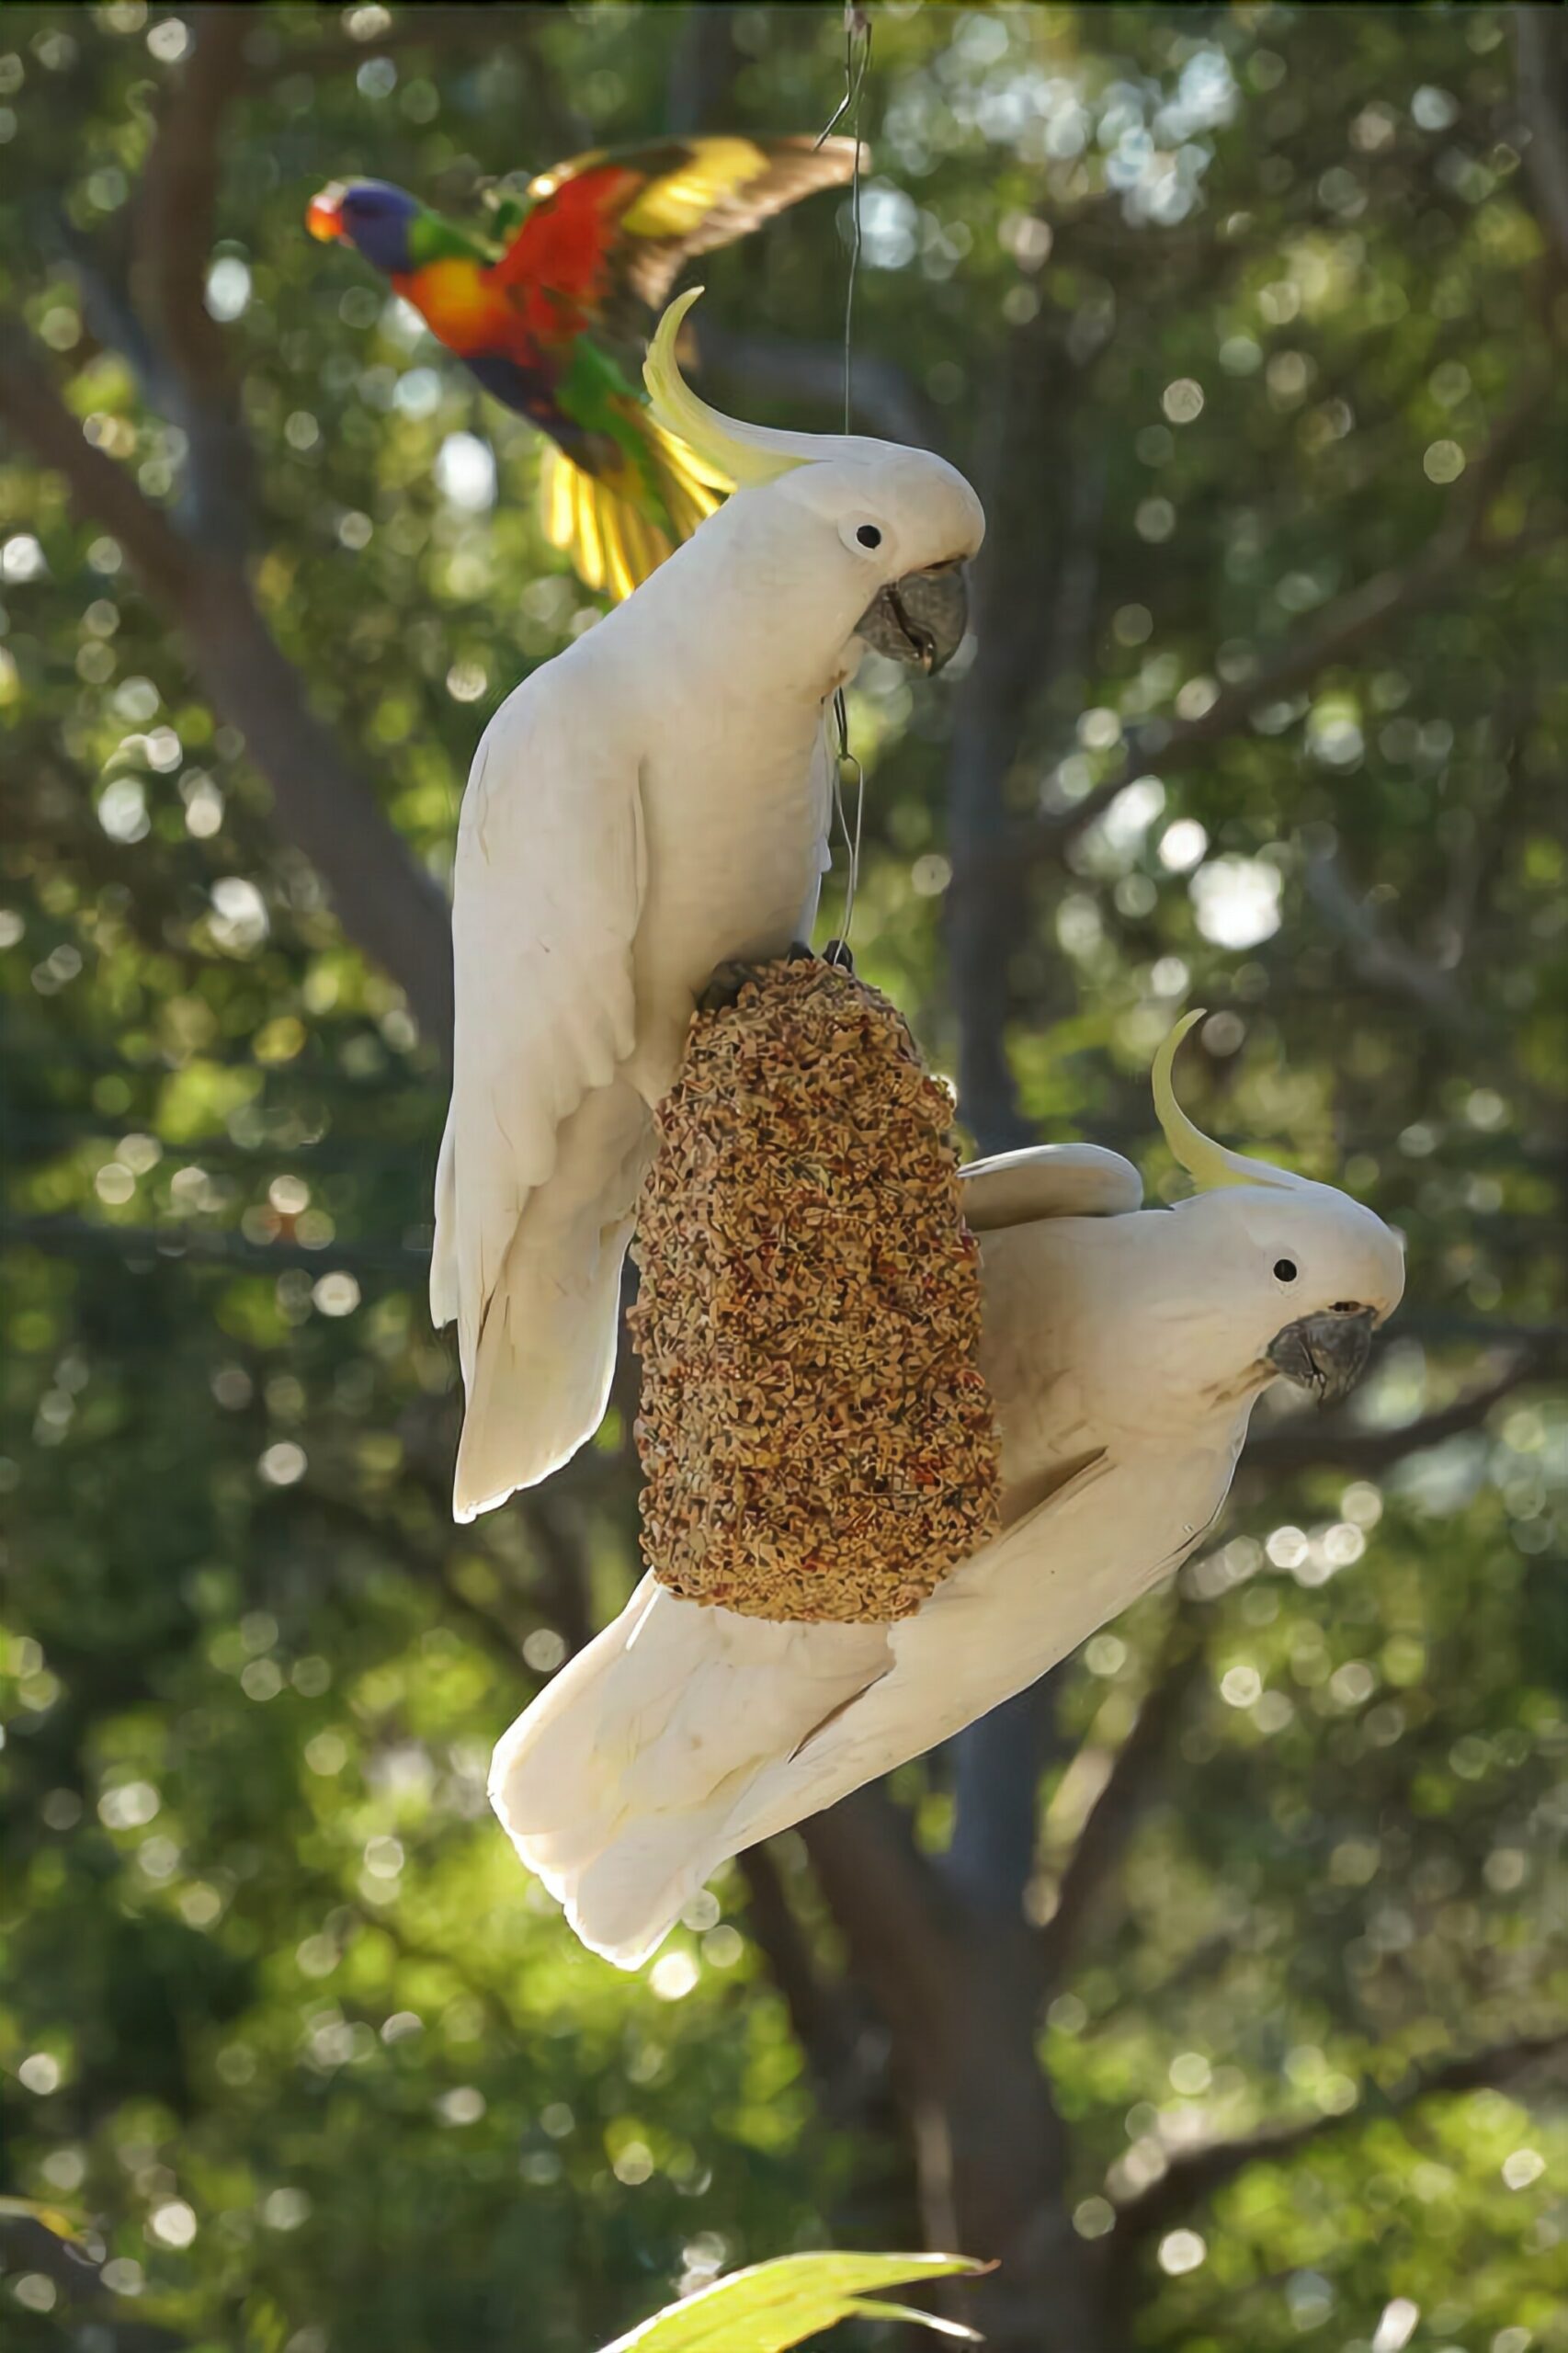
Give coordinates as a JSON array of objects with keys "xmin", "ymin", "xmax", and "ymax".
[
  {"xmin": 1267, "ymin": 1309, "xmax": 1378, "ymax": 1407},
  {"xmin": 853, "ymin": 563, "xmax": 969, "ymax": 675}
]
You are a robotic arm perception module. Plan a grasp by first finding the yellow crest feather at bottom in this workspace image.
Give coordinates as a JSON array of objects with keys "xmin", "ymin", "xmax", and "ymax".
[
  {"xmin": 643, "ymin": 287, "xmax": 811, "ymax": 489},
  {"xmin": 1152, "ymin": 1010, "xmax": 1297, "ymax": 1193}
]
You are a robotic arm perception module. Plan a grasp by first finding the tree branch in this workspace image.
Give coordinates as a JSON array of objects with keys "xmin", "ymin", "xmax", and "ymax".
[
  {"xmin": 45, "ymin": 208, "xmax": 165, "ymax": 402},
  {"xmin": 936, "ymin": 327, "xmax": 1111, "ymax": 1947},
  {"xmin": 1514, "ymin": 8, "xmax": 1568, "ymax": 265},
  {"xmin": 1243, "ymin": 1347, "xmax": 1554, "ymax": 1476},
  {"xmin": 1149, "ymin": 377, "xmax": 1549, "ymax": 751},
  {"xmin": 134, "ymin": 6, "xmax": 246, "ymax": 401},
  {"xmin": 259, "ymin": 6, "xmax": 516, "ymax": 85},
  {"xmin": 19, "ymin": 1209, "xmax": 1553, "ymax": 1480},
  {"xmin": 946, "ymin": 306, "xmax": 1101, "ymax": 1153},
  {"xmin": 800, "ymin": 1787, "xmax": 964, "ymax": 2042},
  {"xmin": 735, "ymin": 1845, "xmax": 872, "ymax": 2116},
  {"xmin": 0, "ymin": 331, "xmax": 455, "ymax": 1051},
  {"xmin": 157, "ymin": 562, "xmax": 456, "ymax": 1048},
  {"xmin": 1401, "ymin": 1313, "xmax": 1568, "ymax": 1349},
  {"xmin": 1036, "ymin": 1641, "xmax": 1201, "ymax": 1984},
  {"xmin": 665, "ymin": 2, "xmax": 743, "ymax": 137},
  {"xmin": 1114, "ymin": 2027, "xmax": 1568, "ymax": 2242},
  {"xmin": 131, "ymin": 4, "xmax": 252, "ymax": 550},
  {"xmin": 2, "ymin": 1213, "xmax": 423, "ymax": 1279},
  {"xmin": 0, "ymin": 335, "xmax": 198, "ymax": 603},
  {"xmin": 698, "ymin": 324, "xmax": 941, "ymax": 450},
  {"xmin": 802, "ymin": 1788, "xmax": 1114, "ymax": 2351},
  {"xmin": 281, "ymin": 1489, "xmax": 528, "ymax": 1683},
  {"xmin": 517, "ymin": 1495, "xmax": 596, "ymax": 1659},
  {"xmin": 1302, "ymin": 847, "xmax": 1477, "ymax": 1030},
  {"xmin": 942, "ymin": 1677, "xmax": 1064, "ymax": 1918},
  {"xmin": 0, "ymin": 2211, "xmax": 186, "ymax": 2347},
  {"xmin": 1009, "ymin": 376, "xmax": 1555, "ymax": 875}
]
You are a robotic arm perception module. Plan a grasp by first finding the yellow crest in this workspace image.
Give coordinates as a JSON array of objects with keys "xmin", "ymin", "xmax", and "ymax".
[{"xmin": 1152, "ymin": 1012, "xmax": 1298, "ymax": 1193}]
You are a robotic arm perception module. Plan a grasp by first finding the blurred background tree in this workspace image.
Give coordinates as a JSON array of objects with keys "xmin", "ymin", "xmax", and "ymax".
[{"xmin": 2, "ymin": 6, "xmax": 1566, "ymax": 2351}]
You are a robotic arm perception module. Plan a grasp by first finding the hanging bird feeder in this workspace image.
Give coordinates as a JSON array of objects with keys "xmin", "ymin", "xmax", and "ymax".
[{"xmin": 629, "ymin": 958, "xmax": 1002, "ymax": 1624}]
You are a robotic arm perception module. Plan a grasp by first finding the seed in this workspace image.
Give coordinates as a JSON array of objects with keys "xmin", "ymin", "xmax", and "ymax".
[{"xmin": 630, "ymin": 959, "xmax": 1001, "ymax": 1624}]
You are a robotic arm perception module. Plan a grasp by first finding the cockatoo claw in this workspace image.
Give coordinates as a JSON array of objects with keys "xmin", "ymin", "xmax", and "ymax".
[
  {"xmin": 698, "ymin": 943, "xmax": 817, "ymax": 1016},
  {"xmin": 698, "ymin": 961, "xmax": 760, "ymax": 1015}
]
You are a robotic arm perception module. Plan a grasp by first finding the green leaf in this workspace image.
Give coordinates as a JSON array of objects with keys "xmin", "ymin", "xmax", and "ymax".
[{"xmin": 599, "ymin": 2253, "xmax": 985, "ymax": 2353}]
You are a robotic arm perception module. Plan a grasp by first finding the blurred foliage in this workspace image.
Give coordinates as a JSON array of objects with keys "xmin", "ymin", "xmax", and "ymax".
[{"xmin": 0, "ymin": 6, "xmax": 1565, "ymax": 2353}]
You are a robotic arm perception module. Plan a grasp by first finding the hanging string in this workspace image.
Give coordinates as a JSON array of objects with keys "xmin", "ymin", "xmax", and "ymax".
[
  {"xmin": 818, "ymin": 4, "xmax": 872, "ymax": 970},
  {"xmin": 828, "ymin": 692, "xmax": 865, "ymax": 958},
  {"xmin": 815, "ymin": 6, "xmax": 871, "ymax": 431}
]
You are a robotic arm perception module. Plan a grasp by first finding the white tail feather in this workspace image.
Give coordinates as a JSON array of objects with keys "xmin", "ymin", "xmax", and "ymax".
[
  {"xmin": 429, "ymin": 1108, "xmax": 459, "ymax": 1328},
  {"xmin": 567, "ymin": 1817, "xmax": 739, "ymax": 1968},
  {"xmin": 453, "ymin": 1214, "xmax": 631, "ymax": 1518},
  {"xmin": 448, "ymin": 1081, "xmax": 651, "ymax": 1517},
  {"xmin": 490, "ymin": 1579, "xmax": 891, "ymax": 1965}
]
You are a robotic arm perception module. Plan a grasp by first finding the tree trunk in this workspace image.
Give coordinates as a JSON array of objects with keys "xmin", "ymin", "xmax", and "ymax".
[
  {"xmin": 802, "ymin": 1794, "xmax": 1117, "ymax": 2353},
  {"xmin": 911, "ymin": 1916, "xmax": 1114, "ymax": 2353}
]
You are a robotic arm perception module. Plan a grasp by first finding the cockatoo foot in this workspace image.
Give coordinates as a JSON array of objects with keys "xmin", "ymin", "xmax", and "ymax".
[{"xmin": 698, "ymin": 941, "xmax": 818, "ymax": 1015}]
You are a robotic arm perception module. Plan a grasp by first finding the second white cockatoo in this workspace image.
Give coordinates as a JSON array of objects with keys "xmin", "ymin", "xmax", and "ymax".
[
  {"xmin": 490, "ymin": 1017, "xmax": 1407, "ymax": 1966},
  {"xmin": 431, "ymin": 290, "xmax": 984, "ymax": 1520}
]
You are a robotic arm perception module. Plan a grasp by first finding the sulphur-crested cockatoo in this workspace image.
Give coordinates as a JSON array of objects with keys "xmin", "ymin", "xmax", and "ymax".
[
  {"xmin": 431, "ymin": 289, "xmax": 983, "ymax": 1521},
  {"xmin": 490, "ymin": 1016, "xmax": 1406, "ymax": 1965}
]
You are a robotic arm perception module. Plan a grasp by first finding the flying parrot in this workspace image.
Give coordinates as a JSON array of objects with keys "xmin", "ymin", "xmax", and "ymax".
[
  {"xmin": 306, "ymin": 135, "xmax": 861, "ymax": 598},
  {"xmin": 489, "ymin": 1016, "xmax": 1406, "ymax": 1966},
  {"xmin": 429, "ymin": 290, "xmax": 982, "ymax": 1521}
]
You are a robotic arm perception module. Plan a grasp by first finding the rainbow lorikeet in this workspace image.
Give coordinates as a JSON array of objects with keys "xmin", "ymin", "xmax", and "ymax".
[{"xmin": 307, "ymin": 135, "xmax": 860, "ymax": 600}]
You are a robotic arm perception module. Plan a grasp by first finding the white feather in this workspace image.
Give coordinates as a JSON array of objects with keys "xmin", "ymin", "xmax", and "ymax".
[
  {"xmin": 434, "ymin": 441, "xmax": 986, "ymax": 1518},
  {"xmin": 490, "ymin": 1175, "xmax": 1406, "ymax": 1965},
  {"xmin": 958, "ymin": 1141, "xmax": 1142, "ymax": 1230},
  {"xmin": 491, "ymin": 1576, "xmax": 890, "ymax": 1964}
]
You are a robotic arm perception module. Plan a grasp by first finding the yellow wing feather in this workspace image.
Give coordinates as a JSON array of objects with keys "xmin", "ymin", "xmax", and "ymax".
[
  {"xmin": 618, "ymin": 138, "xmax": 772, "ymax": 238},
  {"xmin": 511, "ymin": 131, "xmax": 853, "ymax": 597},
  {"xmin": 537, "ymin": 426, "xmax": 730, "ymax": 603},
  {"xmin": 520, "ymin": 134, "xmax": 863, "ymax": 317}
]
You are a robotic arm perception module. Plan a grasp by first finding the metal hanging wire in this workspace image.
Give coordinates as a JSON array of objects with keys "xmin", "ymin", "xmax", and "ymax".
[
  {"xmin": 819, "ymin": 5, "xmax": 872, "ymax": 969},
  {"xmin": 828, "ymin": 690, "xmax": 865, "ymax": 956}
]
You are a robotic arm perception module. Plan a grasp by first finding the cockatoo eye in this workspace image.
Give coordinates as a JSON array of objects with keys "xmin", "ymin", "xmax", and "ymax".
[
  {"xmin": 856, "ymin": 524, "xmax": 882, "ymax": 549},
  {"xmin": 841, "ymin": 517, "xmax": 887, "ymax": 557},
  {"xmin": 1273, "ymin": 1257, "xmax": 1299, "ymax": 1283}
]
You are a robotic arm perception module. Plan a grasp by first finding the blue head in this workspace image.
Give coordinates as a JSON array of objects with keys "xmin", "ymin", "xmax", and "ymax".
[{"xmin": 307, "ymin": 179, "xmax": 421, "ymax": 275}]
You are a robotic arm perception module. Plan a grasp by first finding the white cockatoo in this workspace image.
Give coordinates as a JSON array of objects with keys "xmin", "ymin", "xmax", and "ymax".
[
  {"xmin": 431, "ymin": 290, "xmax": 984, "ymax": 1520},
  {"xmin": 490, "ymin": 1016, "xmax": 1406, "ymax": 1966}
]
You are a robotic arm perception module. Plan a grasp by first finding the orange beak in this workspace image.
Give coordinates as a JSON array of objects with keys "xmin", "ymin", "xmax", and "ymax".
[{"xmin": 307, "ymin": 183, "xmax": 347, "ymax": 242}]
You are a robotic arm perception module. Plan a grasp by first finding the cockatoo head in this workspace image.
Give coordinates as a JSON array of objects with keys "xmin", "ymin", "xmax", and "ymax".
[
  {"xmin": 644, "ymin": 290, "xmax": 984, "ymax": 677},
  {"xmin": 1153, "ymin": 1013, "xmax": 1405, "ymax": 1405}
]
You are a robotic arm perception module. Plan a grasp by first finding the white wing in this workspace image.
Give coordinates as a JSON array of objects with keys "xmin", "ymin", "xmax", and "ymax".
[
  {"xmin": 433, "ymin": 676, "xmax": 646, "ymax": 1401},
  {"xmin": 959, "ymin": 1142, "xmax": 1142, "ymax": 1231}
]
